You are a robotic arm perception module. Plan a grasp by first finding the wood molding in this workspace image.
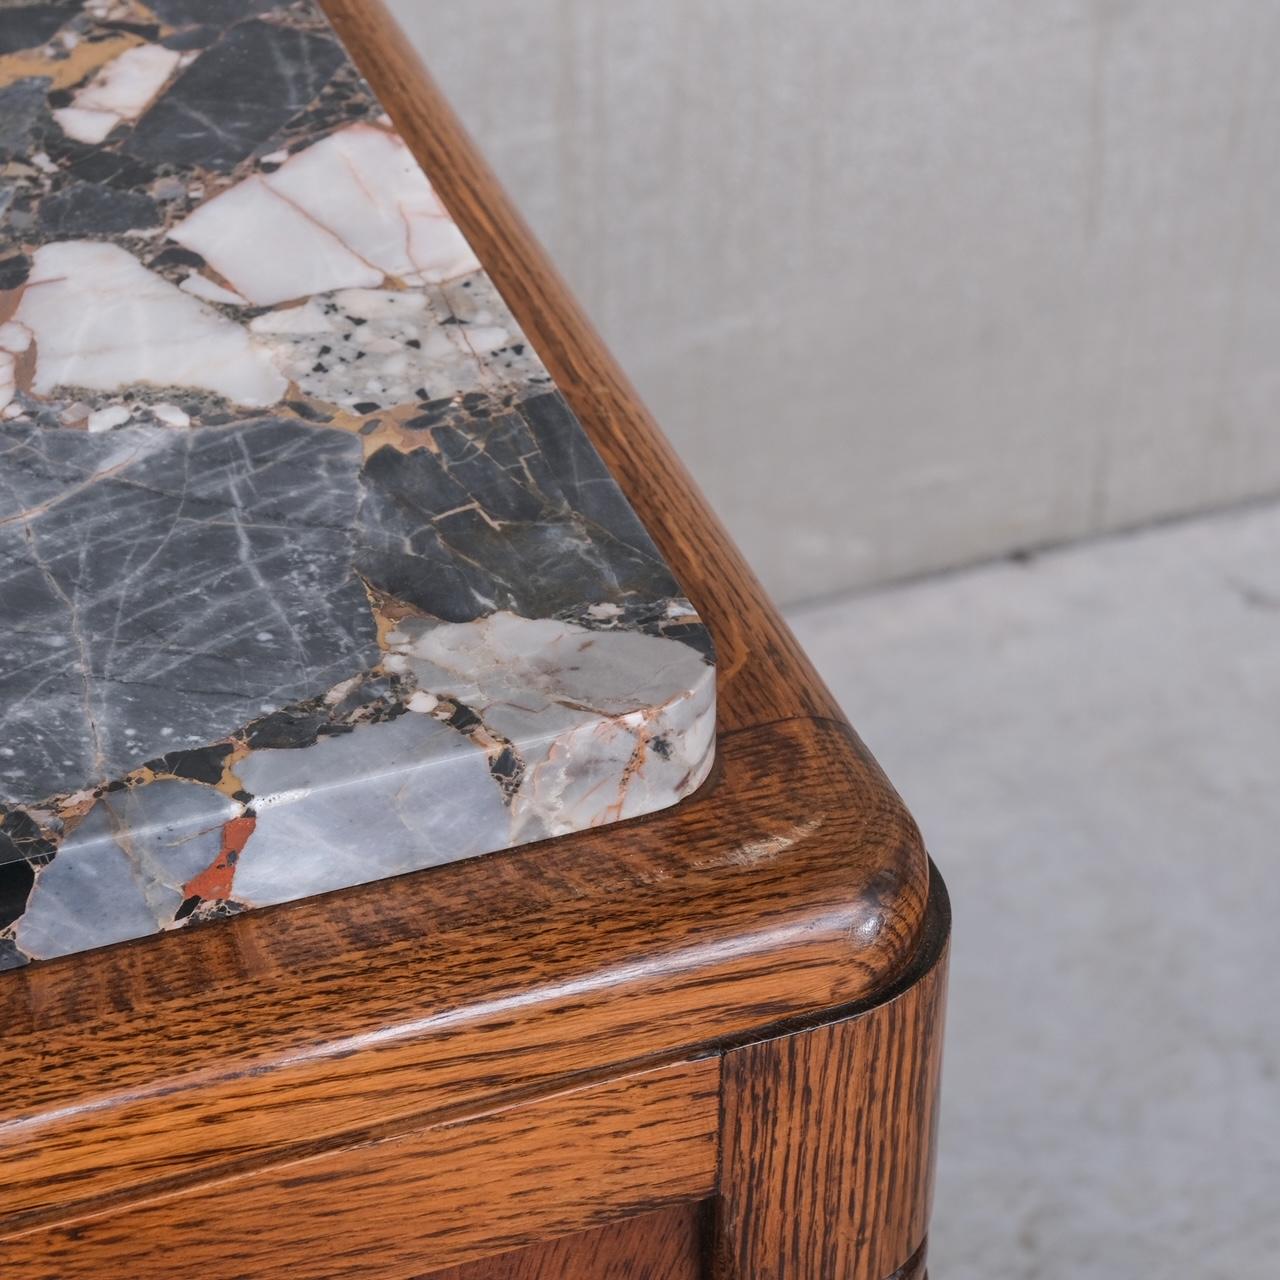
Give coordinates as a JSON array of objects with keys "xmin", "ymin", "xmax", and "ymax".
[
  {"xmin": 716, "ymin": 877, "xmax": 949, "ymax": 1280},
  {"xmin": 0, "ymin": 1059, "xmax": 718, "ymax": 1280}
]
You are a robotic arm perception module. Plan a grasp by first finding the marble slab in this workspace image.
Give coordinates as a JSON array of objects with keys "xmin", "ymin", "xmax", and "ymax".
[{"xmin": 0, "ymin": 0, "xmax": 714, "ymax": 970}]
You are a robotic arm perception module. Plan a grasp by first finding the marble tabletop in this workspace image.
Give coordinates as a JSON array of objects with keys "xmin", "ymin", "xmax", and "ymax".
[{"xmin": 0, "ymin": 0, "xmax": 714, "ymax": 971}]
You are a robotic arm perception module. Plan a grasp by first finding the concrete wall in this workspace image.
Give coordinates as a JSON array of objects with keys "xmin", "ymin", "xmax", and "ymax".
[{"xmin": 389, "ymin": 0, "xmax": 1280, "ymax": 604}]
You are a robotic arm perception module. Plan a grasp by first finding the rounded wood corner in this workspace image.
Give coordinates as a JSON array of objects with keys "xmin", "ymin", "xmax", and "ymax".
[{"xmin": 0, "ymin": 0, "xmax": 944, "ymax": 1243}]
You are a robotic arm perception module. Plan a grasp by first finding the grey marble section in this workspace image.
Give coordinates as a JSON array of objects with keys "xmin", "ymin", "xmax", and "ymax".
[
  {"xmin": 357, "ymin": 392, "xmax": 686, "ymax": 627},
  {"xmin": 0, "ymin": 79, "xmax": 47, "ymax": 160},
  {"xmin": 236, "ymin": 709, "xmax": 507, "ymax": 902},
  {"xmin": 395, "ymin": 613, "xmax": 716, "ymax": 841},
  {"xmin": 11, "ymin": 779, "xmax": 237, "ymax": 959},
  {"xmin": 124, "ymin": 19, "xmax": 346, "ymax": 171},
  {"xmin": 106, "ymin": 778, "xmax": 239, "ymax": 886},
  {"xmin": 13, "ymin": 806, "xmax": 157, "ymax": 961},
  {"xmin": 0, "ymin": 4, "xmax": 68, "ymax": 57},
  {"xmin": 0, "ymin": 419, "xmax": 379, "ymax": 806},
  {"xmin": 145, "ymin": 0, "xmax": 281, "ymax": 25},
  {"xmin": 39, "ymin": 181, "xmax": 160, "ymax": 236}
]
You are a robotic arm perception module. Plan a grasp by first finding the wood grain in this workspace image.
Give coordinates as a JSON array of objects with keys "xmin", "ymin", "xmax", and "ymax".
[
  {"xmin": 716, "ymin": 876, "xmax": 950, "ymax": 1280},
  {"xmin": 418, "ymin": 1204, "xmax": 707, "ymax": 1280},
  {"xmin": 0, "ymin": 0, "xmax": 941, "ymax": 1264},
  {"xmin": 0, "ymin": 1059, "xmax": 718, "ymax": 1280}
]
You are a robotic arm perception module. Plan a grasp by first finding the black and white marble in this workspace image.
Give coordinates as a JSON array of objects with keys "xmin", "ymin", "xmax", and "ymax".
[{"xmin": 0, "ymin": 0, "xmax": 715, "ymax": 970}]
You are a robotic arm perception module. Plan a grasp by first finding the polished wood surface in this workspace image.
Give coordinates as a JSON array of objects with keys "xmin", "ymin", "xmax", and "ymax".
[
  {"xmin": 716, "ymin": 880, "xmax": 949, "ymax": 1279},
  {"xmin": 421, "ymin": 1205, "xmax": 707, "ymax": 1280},
  {"xmin": 4, "ymin": 1060, "xmax": 718, "ymax": 1280},
  {"xmin": 0, "ymin": 2, "xmax": 946, "ymax": 1276}
]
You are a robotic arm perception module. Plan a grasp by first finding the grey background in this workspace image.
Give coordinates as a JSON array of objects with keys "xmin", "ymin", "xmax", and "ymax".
[
  {"xmin": 391, "ymin": 0, "xmax": 1280, "ymax": 604},
  {"xmin": 790, "ymin": 502, "xmax": 1280, "ymax": 1279}
]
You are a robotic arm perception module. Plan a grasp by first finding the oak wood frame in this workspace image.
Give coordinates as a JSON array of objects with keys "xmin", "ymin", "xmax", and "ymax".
[{"xmin": 0, "ymin": 4, "xmax": 950, "ymax": 1277}]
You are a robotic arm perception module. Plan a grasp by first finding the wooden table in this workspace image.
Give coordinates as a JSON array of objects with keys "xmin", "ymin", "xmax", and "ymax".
[{"xmin": 0, "ymin": 3, "xmax": 949, "ymax": 1276}]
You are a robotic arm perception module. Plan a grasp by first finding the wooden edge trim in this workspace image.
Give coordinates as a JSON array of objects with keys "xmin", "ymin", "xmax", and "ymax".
[
  {"xmin": 715, "ymin": 868, "xmax": 948, "ymax": 1280},
  {"xmin": 713, "ymin": 856, "xmax": 950, "ymax": 1055},
  {"xmin": 317, "ymin": 0, "xmax": 846, "ymax": 736},
  {"xmin": 3, "ymin": 875, "xmax": 947, "ymax": 1275}
]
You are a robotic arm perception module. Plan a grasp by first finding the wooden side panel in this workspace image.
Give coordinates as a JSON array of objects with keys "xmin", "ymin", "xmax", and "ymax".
[
  {"xmin": 716, "ymin": 907, "xmax": 949, "ymax": 1280},
  {"xmin": 419, "ymin": 1204, "xmax": 707, "ymax": 1280},
  {"xmin": 0, "ymin": 1059, "xmax": 718, "ymax": 1280}
]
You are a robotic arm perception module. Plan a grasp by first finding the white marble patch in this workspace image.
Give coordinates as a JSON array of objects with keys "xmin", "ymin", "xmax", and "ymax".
[
  {"xmin": 0, "ymin": 353, "xmax": 15, "ymax": 414},
  {"xmin": 15, "ymin": 241, "xmax": 288, "ymax": 407},
  {"xmin": 53, "ymin": 44, "xmax": 183, "ymax": 144},
  {"xmin": 171, "ymin": 174, "xmax": 385, "ymax": 307},
  {"xmin": 151, "ymin": 402, "xmax": 190, "ymax": 427},
  {"xmin": 263, "ymin": 124, "xmax": 480, "ymax": 285},
  {"xmin": 249, "ymin": 284, "xmax": 523, "ymax": 409},
  {"xmin": 170, "ymin": 124, "xmax": 480, "ymax": 307}
]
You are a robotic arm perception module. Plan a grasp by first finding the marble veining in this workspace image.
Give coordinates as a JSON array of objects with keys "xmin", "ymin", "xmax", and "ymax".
[{"xmin": 0, "ymin": 0, "xmax": 715, "ymax": 970}]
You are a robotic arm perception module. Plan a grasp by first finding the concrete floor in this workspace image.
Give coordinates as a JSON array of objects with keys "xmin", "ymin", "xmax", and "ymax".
[{"xmin": 786, "ymin": 501, "xmax": 1280, "ymax": 1279}]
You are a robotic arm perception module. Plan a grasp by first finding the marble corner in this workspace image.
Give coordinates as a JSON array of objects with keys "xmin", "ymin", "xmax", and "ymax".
[{"xmin": 0, "ymin": 0, "xmax": 715, "ymax": 970}]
